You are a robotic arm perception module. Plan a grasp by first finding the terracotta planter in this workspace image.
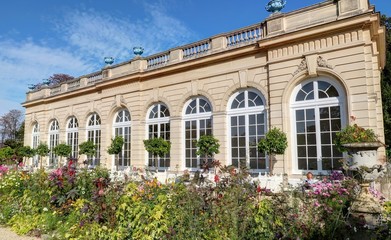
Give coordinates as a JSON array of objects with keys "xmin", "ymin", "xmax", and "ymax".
[{"xmin": 342, "ymin": 142, "xmax": 382, "ymax": 168}]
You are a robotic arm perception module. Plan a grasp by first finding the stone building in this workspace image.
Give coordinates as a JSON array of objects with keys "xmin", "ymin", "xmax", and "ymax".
[{"xmin": 22, "ymin": 0, "xmax": 386, "ymax": 177}]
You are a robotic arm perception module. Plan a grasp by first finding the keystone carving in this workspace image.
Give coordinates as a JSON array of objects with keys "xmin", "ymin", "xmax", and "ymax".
[
  {"xmin": 293, "ymin": 59, "xmax": 307, "ymax": 75},
  {"xmin": 317, "ymin": 56, "xmax": 333, "ymax": 69}
]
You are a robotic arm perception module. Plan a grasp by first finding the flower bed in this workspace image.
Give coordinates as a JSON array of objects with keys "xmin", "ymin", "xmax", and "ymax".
[{"xmin": 0, "ymin": 165, "xmax": 389, "ymax": 239}]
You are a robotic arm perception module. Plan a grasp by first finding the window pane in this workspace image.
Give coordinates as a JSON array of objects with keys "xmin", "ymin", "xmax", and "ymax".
[{"xmin": 296, "ymin": 110, "xmax": 305, "ymax": 121}]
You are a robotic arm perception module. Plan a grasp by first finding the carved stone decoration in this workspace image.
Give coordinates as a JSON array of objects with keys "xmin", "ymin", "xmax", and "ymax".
[
  {"xmin": 317, "ymin": 56, "xmax": 333, "ymax": 69},
  {"xmin": 293, "ymin": 58, "xmax": 307, "ymax": 75}
]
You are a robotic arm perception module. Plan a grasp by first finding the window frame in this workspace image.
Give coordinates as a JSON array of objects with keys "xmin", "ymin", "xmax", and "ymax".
[
  {"xmin": 182, "ymin": 97, "xmax": 213, "ymax": 170},
  {"xmin": 146, "ymin": 103, "xmax": 171, "ymax": 170},
  {"xmin": 86, "ymin": 113, "xmax": 101, "ymax": 167},
  {"xmin": 227, "ymin": 89, "xmax": 267, "ymax": 173},
  {"xmin": 66, "ymin": 117, "xmax": 79, "ymax": 159},
  {"xmin": 290, "ymin": 77, "xmax": 347, "ymax": 174},
  {"xmin": 48, "ymin": 119, "xmax": 60, "ymax": 166},
  {"xmin": 112, "ymin": 109, "xmax": 132, "ymax": 170}
]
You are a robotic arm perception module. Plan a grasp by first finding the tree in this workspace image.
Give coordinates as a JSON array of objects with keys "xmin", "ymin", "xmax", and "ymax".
[
  {"xmin": 79, "ymin": 141, "xmax": 97, "ymax": 166},
  {"xmin": 0, "ymin": 109, "xmax": 23, "ymax": 143},
  {"xmin": 53, "ymin": 143, "xmax": 72, "ymax": 168},
  {"xmin": 0, "ymin": 146, "xmax": 14, "ymax": 165},
  {"xmin": 258, "ymin": 127, "xmax": 288, "ymax": 175},
  {"xmin": 48, "ymin": 73, "xmax": 74, "ymax": 85},
  {"xmin": 107, "ymin": 136, "xmax": 124, "ymax": 171},
  {"xmin": 381, "ymin": 15, "xmax": 391, "ymax": 155},
  {"xmin": 195, "ymin": 135, "xmax": 220, "ymax": 172},
  {"xmin": 17, "ymin": 145, "xmax": 35, "ymax": 166},
  {"xmin": 143, "ymin": 137, "xmax": 171, "ymax": 169},
  {"xmin": 36, "ymin": 143, "xmax": 50, "ymax": 169}
]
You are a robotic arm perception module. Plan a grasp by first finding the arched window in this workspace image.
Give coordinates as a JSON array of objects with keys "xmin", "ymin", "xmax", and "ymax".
[
  {"xmin": 146, "ymin": 103, "xmax": 170, "ymax": 169},
  {"xmin": 113, "ymin": 109, "xmax": 131, "ymax": 168},
  {"xmin": 183, "ymin": 97, "xmax": 212, "ymax": 169},
  {"xmin": 66, "ymin": 117, "xmax": 79, "ymax": 158},
  {"xmin": 86, "ymin": 113, "xmax": 101, "ymax": 166},
  {"xmin": 291, "ymin": 77, "xmax": 345, "ymax": 173},
  {"xmin": 32, "ymin": 123, "xmax": 40, "ymax": 167},
  {"xmin": 48, "ymin": 119, "xmax": 59, "ymax": 166},
  {"xmin": 228, "ymin": 89, "xmax": 267, "ymax": 171}
]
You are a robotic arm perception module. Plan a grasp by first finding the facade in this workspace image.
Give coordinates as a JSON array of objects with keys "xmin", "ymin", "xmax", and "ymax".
[{"xmin": 23, "ymin": 0, "xmax": 386, "ymax": 177}]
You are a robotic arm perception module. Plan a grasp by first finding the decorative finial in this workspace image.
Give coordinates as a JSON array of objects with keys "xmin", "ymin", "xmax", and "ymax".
[
  {"xmin": 104, "ymin": 57, "xmax": 114, "ymax": 66},
  {"xmin": 133, "ymin": 47, "xmax": 144, "ymax": 57},
  {"xmin": 265, "ymin": 0, "xmax": 286, "ymax": 14}
]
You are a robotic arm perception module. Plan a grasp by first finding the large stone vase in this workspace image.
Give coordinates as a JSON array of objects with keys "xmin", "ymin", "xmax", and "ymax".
[{"xmin": 342, "ymin": 142, "xmax": 382, "ymax": 169}]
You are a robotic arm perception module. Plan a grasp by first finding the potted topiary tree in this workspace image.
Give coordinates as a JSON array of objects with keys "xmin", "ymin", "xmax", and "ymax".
[
  {"xmin": 143, "ymin": 137, "xmax": 171, "ymax": 171},
  {"xmin": 257, "ymin": 127, "xmax": 288, "ymax": 175},
  {"xmin": 107, "ymin": 136, "xmax": 124, "ymax": 171},
  {"xmin": 17, "ymin": 145, "xmax": 35, "ymax": 167},
  {"xmin": 53, "ymin": 143, "xmax": 72, "ymax": 168},
  {"xmin": 195, "ymin": 135, "xmax": 220, "ymax": 173},
  {"xmin": 36, "ymin": 143, "xmax": 50, "ymax": 170},
  {"xmin": 79, "ymin": 141, "xmax": 97, "ymax": 167}
]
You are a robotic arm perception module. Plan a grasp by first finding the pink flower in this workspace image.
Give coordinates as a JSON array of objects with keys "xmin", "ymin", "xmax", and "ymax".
[{"xmin": 98, "ymin": 189, "xmax": 104, "ymax": 196}]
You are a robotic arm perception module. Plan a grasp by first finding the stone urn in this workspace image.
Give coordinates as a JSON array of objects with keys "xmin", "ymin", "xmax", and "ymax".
[
  {"xmin": 104, "ymin": 57, "xmax": 114, "ymax": 66},
  {"xmin": 265, "ymin": 0, "xmax": 287, "ymax": 14},
  {"xmin": 342, "ymin": 142, "xmax": 383, "ymax": 169},
  {"xmin": 133, "ymin": 47, "xmax": 144, "ymax": 57}
]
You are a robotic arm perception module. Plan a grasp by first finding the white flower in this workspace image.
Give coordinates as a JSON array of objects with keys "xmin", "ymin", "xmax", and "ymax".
[{"xmin": 43, "ymin": 207, "xmax": 48, "ymax": 212}]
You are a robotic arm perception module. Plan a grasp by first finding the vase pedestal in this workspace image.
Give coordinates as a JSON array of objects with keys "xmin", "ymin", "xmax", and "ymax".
[{"xmin": 350, "ymin": 183, "xmax": 382, "ymax": 227}]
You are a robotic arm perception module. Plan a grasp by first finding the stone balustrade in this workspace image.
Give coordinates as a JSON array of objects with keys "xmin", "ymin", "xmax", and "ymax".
[
  {"xmin": 25, "ymin": 0, "xmax": 370, "ymax": 102},
  {"xmin": 146, "ymin": 52, "xmax": 170, "ymax": 69}
]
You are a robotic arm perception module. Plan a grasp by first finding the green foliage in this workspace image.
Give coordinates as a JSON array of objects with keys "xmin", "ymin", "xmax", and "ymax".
[
  {"xmin": 53, "ymin": 143, "xmax": 72, "ymax": 157},
  {"xmin": 143, "ymin": 137, "xmax": 171, "ymax": 158},
  {"xmin": 0, "ymin": 146, "xmax": 14, "ymax": 164},
  {"xmin": 334, "ymin": 124, "xmax": 378, "ymax": 152},
  {"xmin": 257, "ymin": 127, "xmax": 288, "ymax": 155},
  {"xmin": 0, "ymin": 166, "xmax": 385, "ymax": 239},
  {"xmin": 17, "ymin": 145, "xmax": 35, "ymax": 158},
  {"xmin": 53, "ymin": 143, "xmax": 72, "ymax": 167},
  {"xmin": 36, "ymin": 143, "xmax": 50, "ymax": 157},
  {"xmin": 107, "ymin": 136, "xmax": 124, "ymax": 155},
  {"xmin": 195, "ymin": 135, "xmax": 220, "ymax": 157},
  {"xmin": 79, "ymin": 141, "xmax": 97, "ymax": 157},
  {"xmin": 381, "ymin": 15, "xmax": 391, "ymax": 152}
]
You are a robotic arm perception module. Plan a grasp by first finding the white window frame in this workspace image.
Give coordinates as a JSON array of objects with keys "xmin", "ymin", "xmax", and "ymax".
[
  {"xmin": 290, "ymin": 76, "xmax": 346, "ymax": 175},
  {"xmin": 66, "ymin": 117, "xmax": 79, "ymax": 159},
  {"xmin": 48, "ymin": 120, "xmax": 59, "ymax": 166},
  {"xmin": 86, "ymin": 113, "xmax": 101, "ymax": 166},
  {"xmin": 227, "ymin": 89, "xmax": 267, "ymax": 173},
  {"xmin": 146, "ymin": 103, "xmax": 170, "ymax": 170},
  {"xmin": 112, "ymin": 109, "xmax": 131, "ymax": 170},
  {"xmin": 182, "ymin": 97, "xmax": 213, "ymax": 171},
  {"xmin": 32, "ymin": 123, "xmax": 40, "ymax": 167}
]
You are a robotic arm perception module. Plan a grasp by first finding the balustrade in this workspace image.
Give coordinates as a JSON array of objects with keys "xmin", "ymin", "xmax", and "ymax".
[
  {"xmin": 67, "ymin": 80, "xmax": 80, "ymax": 90},
  {"xmin": 28, "ymin": 22, "xmax": 267, "ymax": 100},
  {"xmin": 87, "ymin": 72, "xmax": 103, "ymax": 85},
  {"xmin": 226, "ymin": 24, "xmax": 263, "ymax": 47},
  {"xmin": 182, "ymin": 40, "xmax": 211, "ymax": 59},
  {"xmin": 147, "ymin": 52, "xmax": 170, "ymax": 69},
  {"xmin": 50, "ymin": 86, "xmax": 61, "ymax": 95}
]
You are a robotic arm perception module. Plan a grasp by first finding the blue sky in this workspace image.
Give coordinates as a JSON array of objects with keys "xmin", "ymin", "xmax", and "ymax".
[{"xmin": 0, "ymin": 0, "xmax": 389, "ymax": 116}]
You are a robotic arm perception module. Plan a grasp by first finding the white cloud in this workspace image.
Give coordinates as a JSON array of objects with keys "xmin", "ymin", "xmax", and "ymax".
[
  {"xmin": 0, "ymin": 40, "xmax": 94, "ymax": 116},
  {"xmin": 59, "ymin": 3, "xmax": 195, "ymax": 63},
  {"xmin": 0, "ymin": 2, "xmax": 195, "ymax": 118}
]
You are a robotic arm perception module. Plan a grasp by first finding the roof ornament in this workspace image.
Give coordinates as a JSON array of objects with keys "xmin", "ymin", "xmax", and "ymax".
[
  {"xmin": 133, "ymin": 47, "xmax": 144, "ymax": 59},
  {"xmin": 265, "ymin": 0, "xmax": 286, "ymax": 14},
  {"xmin": 104, "ymin": 57, "xmax": 114, "ymax": 66}
]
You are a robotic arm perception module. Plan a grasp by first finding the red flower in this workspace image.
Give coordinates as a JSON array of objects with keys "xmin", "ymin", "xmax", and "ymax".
[{"xmin": 214, "ymin": 175, "xmax": 220, "ymax": 183}]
